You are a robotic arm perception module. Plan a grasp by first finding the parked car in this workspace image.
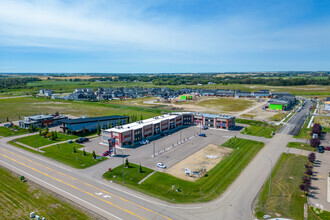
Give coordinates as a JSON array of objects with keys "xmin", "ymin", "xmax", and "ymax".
[
  {"xmin": 102, "ymin": 151, "xmax": 110, "ymax": 156},
  {"xmin": 139, "ymin": 140, "xmax": 147, "ymax": 145},
  {"xmin": 199, "ymin": 133, "xmax": 206, "ymax": 137},
  {"xmin": 145, "ymin": 140, "xmax": 150, "ymax": 144},
  {"xmin": 67, "ymin": 140, "xmax": 73, "ymax": 144},
  {"xmin": 202, "ymin": 125, "xmax": 208, "ymax": 130},
  {"xmin": 317, "ymin": 146, "xmax": 324, "ymax": 153},
  {"xmin": 324, "ymin": 146, "xmax": 330, "ymax": 151},
  {"xmin": 76, "ymin": 137, "xmax": 89, "ymax": 143},
  {"xmin": 157, "ymin": 162, "xmax": 166, "ymax": 169}
]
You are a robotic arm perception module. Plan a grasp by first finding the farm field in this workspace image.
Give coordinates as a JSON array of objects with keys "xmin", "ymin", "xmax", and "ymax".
[
  {"xmin": 103, "ymin": 138, "xmax": 264, "ymax": 203},
  {"xmin": 9, "ymin": 141, "xmax": 106, "ymax": 169},
  {"xmin": 255, "ymin": 153, "xmax": 308, "ymax": 220},
  {"xmin": 0, "ymin": 97, "xmax": 166, "ymax": 123},
  {"xmin": 0, "ymin": 165, "xmax": 92, "ymax": 219},
  {"xmin": 15, "ymin": 133, "xmax": 79, "ymax": 148}
]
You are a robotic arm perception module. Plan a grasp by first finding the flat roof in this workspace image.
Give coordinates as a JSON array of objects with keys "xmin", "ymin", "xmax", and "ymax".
[
  {"xmin": 60, "ymin": 115, "xmax": 126, "ymax": 124},
  {"xmin": 106, "ymin": 114, "xmax": 181, "ymax": 133},
  {"xmin": 28, "ymin": 114, "xmax": 54, "ymax": 120}
]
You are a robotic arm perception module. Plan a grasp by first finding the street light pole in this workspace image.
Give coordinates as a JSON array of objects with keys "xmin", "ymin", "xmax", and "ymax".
[
  {"xmin": 122, "ymin": 157, "xmax": 124, "ymax": 184},
  {"xmin": 153, "ymin": 142, "xmax": 155, "ymax": 157},
  {"xmin": 37, "ymin": 133, "xmax": 39, "ymax": 152},
  {"xmin": 180, "ymin": 131, "xmax": 182, "ymax": 143},
  {"xmin": 263, "ymin": 155, "xmax": 273, "ymax": 197}
]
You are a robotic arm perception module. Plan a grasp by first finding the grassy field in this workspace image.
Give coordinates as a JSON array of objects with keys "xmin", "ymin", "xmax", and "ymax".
[
  {"xmin": 103, "ymin": 138, "xmax": 264, "ymax": 203},
  {"xmin": 0, "ymin": 96, "xmax": 167, "ymax": 122},
  {"xmin": 308, "ymin": 206, "xmax": 330, "ymax": 219},
  {"xmin": 0, "ymin": 126, "xmax": 29, "ymax": 137},
  {"xmin": 240, "ymin": 113, "xmax": 256, "ymax": 119},
  {"xmin": 255, "ymin": 153, "xmax": 308, "ymax": 219},
  {"xmin": 0, "ymin": 165, "xmax": 92, "ymax": 219},
  {"xmin": 238, "ymin": 119, "xmax": 279, "ymax": 138},
  {"xmin": 270, "ymin": 112, "xmax": 287, "ymax": 122},
  {"xmin": 314, "ymin": 116, "xmax": 330, "ymax": 128},
  {"xmin": 196, "ymin": 97, "xmax": 255, "ymax": 112},
  {"xmin": 16, "ymin": 133, "xmax": 79, "ymax": 148},
  {"xmin": 103, "ymin": 163, "xmax": 154, "ymax": 185},
  {"xmin": 9, "ymin": 141, "xmax": 106, "ymax": 169},
  {"xmin": 287, "ymin": 142, "xmax": 315, "ymax": 151}
]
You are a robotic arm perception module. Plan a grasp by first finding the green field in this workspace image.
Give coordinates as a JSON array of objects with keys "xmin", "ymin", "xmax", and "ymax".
[
  {"xmin": 9, "ymin": 141, "xmax": 106, "ymax": 169},
  {"xmin": 16, "ymin": 133, "xmax": 79, "ymax": 148},
  {"xmin": 0, "ymin": 165, "xmax": 92, "ymax": 219},
  {"xmin": 103, "ymin": 138, "xmax": 264, "ymax": 203},
  {"xmin": 0, "ymin": 126, "xmax": 29, "ymax": 137},
  {"xmin": 270, "ymin": 112, "xmax": 287, "ymax": 121},
  {"xmin": 0, "ymin": 96, "xmax": 168, "ymax": 123},
  {"xmin": 255, "ymin": 153, "xmax": 308, "ymax": 219},
  {"xmin": 103, "ymin": 163, "xmax": 154, "ymax": 185},
  {"xmin": 308, "ymin": 206, "xmax": 330, "ymax": 219},
  {"xmin": 238, "ymin": 119, "xmax": 278, "ymax": 138},
  {"xmin": 287, "ymin": 142, "xmax": 315, "ymax": 152}
]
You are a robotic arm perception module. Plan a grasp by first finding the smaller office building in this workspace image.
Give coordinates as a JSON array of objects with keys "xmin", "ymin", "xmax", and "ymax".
[
  {"xmin": 60, "ymin": 115, "xmax": 128, "ymax": 133},
  {"xmin": 19, "ymin": 114, "xmax": 68, "ymax": 129},
  {"xmin": 268, "ymin": 96, "xmax": 296, "ymax": 110}
]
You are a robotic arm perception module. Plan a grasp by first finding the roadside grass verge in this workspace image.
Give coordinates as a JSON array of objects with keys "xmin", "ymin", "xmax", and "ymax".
[
  {"xmin": 237, "ymin": 118, "xmax": 279, "ymax": 138},
  {"xmin": 103, "ymin": 138, "xmax": 264, "ymax": 203},
  {"xmin": 255, "ymin": 153, "xmax": 308, "ymax": 220},
  {"xmin": 0, "ymin": 126, "xmax": 29, "ymax": 137},
  {"xmin": 15, "ymin": 133, "xmax": 79, "ymax": 148},
  {"xmin": 270, "ymin": 112, "xmax": 287, "ymax": 122},
  {"xmin": 8, "ymin": 141, "xmax": 106, "ymax": 169},
  {"xmin": 103, "ymin": 163, "xmax": 154, "ymax": 185},
  {"xmin": 0, "ymin": 165, "xmax": 92, "ymax": 219},
  {"xmin": 308, "ymin": 206, "xmax": 330, "ymax": 220},
  {"xmin": 287, "ymin": 142, "xmax": 315, "ymax": 152}
]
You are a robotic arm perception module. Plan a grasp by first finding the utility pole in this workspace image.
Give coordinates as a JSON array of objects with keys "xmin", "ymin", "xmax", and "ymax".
[
  {"xmin": 37, "ymin": 133, "xmax": 39, "ymax": 152},
  {"xmin": 122, "ymin": 157, "xmax": 124, "ymax": 184},
  {"xmin": 180, "ymin": 131, "xmax": 182, "ymax": 143}
]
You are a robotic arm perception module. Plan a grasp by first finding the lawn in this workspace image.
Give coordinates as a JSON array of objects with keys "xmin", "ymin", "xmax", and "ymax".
[
  {"xmin": 0, "ymin": 165, "xmax": 92, "ymax": 219},
  {"xmin": 0, "ymin": 97, "xmax": 167, "ymax": 123},
  {"xmin": 237, "ymin": 119, "xmax": 279, "ymax": 138},
  {"xmin": 287, "ymin": 142, "xmax": 315, "ymax": 152},
  {"xmin": 103, "ymin": 138, "xmax": 264, "ymax": 203},
  {"xmin": 255, "ymin": 153, "xmax": 308, "ymax": 220},
  {"xmin": 103, "ymin": 163, "xmax": 154, "ymax": 185},
  {"xmin": 0, "ymin": 126, "xmax": 29, "ymax": 137},
  {"xmin": 308, "ymin": 206, "xmax": 330, "ymax": 220},
  {"xmin": 16, "ymin": 133, "xmax": 79, "ymax": 148},
  {"xmin": 42, "ymin": 143, "xmax": 106, "ymax": 169},
  {"xmin": 8, "ymin": 141, "xmax": 106, "ymax": 169},
  {"xmin": 196, "ymin": 97, "xmax": 255, "ymax": 112}
]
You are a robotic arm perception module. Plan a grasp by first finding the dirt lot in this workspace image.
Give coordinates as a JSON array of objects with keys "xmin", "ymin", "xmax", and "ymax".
[{"xmin": 165, "ymin": 144, "xmax": 232, "ymax": 182}]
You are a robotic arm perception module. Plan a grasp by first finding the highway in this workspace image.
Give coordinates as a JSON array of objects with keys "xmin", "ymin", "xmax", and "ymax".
[{"xmin": 0, "ymin": 100, "xmax": 313, "ymax": 219}]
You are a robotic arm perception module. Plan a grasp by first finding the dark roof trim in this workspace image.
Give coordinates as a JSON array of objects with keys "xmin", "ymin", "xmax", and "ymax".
[{"xmin": 60, "ymin": 115, "xmax": 127, "ymax": 124}]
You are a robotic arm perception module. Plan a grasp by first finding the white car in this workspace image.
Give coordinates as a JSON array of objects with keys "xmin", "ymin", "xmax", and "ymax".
[
  {"xmin": 157, "ymin": 162, "xmax": 166, "ymax": 169},
  {"xmin": 145, "ymin": 140, "xmax": 150, "ymax": 144},
  {"xmin": 139, "ymin": 141, "xmax": 146, "ymax": 145}
]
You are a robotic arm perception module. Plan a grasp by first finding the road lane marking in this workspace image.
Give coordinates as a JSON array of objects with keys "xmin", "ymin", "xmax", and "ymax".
[
  {"xmin": 0, "ymin": 152, "xmax": 146, "ymax": 220},
  {"xmin": 0, "ymin": 146, "xmax": 173, "ymax": 219},
  {"xmin": 0, "ymin": 159, "xmax": 122, "ymax": 220}
]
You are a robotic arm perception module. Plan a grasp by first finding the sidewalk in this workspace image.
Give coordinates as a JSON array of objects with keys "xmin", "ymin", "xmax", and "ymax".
[{"xmin": 14, "ymin": 141, "xmax": 45, "ymax": 153}]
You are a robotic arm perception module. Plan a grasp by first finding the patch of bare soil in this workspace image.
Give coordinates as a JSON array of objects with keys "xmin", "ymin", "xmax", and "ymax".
[{"xmin": 165, "ymin": 144, "xmax": 232, "ymax": 182}]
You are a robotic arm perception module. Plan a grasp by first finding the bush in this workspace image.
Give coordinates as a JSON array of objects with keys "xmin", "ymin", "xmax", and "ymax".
[
  {"xmin": 305, "ymin": 168, "xmax": 313, "ymax": 176},
  {"xmin": 310, "ymin": 139, "xmax": 320, "ymax": 148}
]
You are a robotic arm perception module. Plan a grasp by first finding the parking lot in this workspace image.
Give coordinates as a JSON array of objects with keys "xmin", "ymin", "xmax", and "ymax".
[{"xmin": 79, "ymin": 125, "xmax": 268, "ymax": 178}]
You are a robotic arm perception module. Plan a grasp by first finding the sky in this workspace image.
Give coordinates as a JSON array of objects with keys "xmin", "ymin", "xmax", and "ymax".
[{"xmin": 0, "ymin": 0, "xmax": 330, "ymax": 73}]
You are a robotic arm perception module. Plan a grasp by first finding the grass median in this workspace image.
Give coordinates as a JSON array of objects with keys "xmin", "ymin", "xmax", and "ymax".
[
  {"xmin": 103, "ymin": 138, "xmax": 264, "ymax": 203},
  {"xmin": 0, "ymin": 165, "xmax": 93, "ymax": 219},
  {"xmin": 255, "ymin": 153, "xmax": 308, "ymax": 219}
]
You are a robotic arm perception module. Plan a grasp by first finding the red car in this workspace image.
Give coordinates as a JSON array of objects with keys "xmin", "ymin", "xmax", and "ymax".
[
  {"xmin": 102, "ymin": 151, "xmax": 110, "ymax": 156},
  {"xmin": 324, "ymin": 147, "xmax": 330, "ymax": 151}
]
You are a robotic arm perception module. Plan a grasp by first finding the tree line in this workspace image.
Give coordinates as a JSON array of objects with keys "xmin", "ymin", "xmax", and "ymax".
[{"xmin": 0, "ymin": 77, "xmax": 41, "ymax": 89}]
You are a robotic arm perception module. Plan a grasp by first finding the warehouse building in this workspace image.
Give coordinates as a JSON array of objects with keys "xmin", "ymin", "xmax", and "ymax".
[
  {"xmin": 60, "ymin": 115, "xmax": 128, "ymax": 133},
  {"xmin": 102, "ymin": 112, "xmax": 235, "ymax": 147},
  {"xmin": 268, "ymin": 96, "xmax": 296, "ymax": 110}
]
